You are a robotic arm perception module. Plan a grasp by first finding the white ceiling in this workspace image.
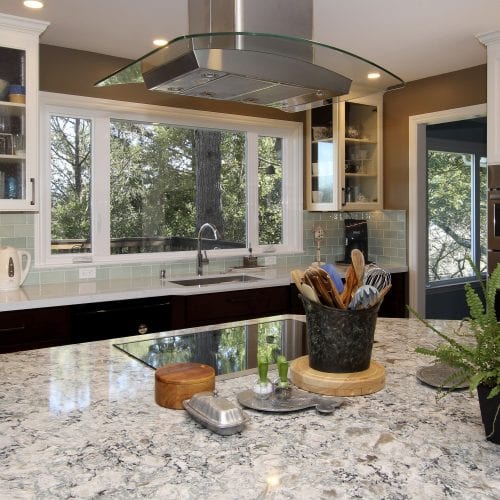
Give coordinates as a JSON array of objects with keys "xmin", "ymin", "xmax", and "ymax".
[{"xmin": 0, "ymin": 0, "xmax": 499, "ymax": 83}]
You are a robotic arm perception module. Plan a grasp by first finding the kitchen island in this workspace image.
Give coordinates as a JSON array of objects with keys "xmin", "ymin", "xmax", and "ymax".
[{"xmin": 0, "ymin": 316, "xmax": 498, "ymax": 499}]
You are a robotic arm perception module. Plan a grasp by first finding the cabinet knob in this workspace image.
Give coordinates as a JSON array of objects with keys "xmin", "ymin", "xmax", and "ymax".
[{"xmin": 137, "ymin": 323, "xmax": 148, "ymax": 334}]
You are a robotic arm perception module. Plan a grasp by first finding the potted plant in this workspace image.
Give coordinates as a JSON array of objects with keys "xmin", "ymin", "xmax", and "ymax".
[{"xmin": 409, "ymin": 260, "xmax": 500, "ymax": 444}]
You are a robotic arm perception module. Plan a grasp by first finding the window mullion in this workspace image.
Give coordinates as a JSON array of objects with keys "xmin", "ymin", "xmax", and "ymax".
[
  {"xmin": 92, "ymin": 116, "xmax": 111, "ymax": 258},
  {"xmin": 35, "ymin": 107, "xmax": 52, "ymax": 265},
  {"xmin": 470, "ymin": 153, "xmax": 479, "ymax": 267},
  {"xmin": 246, "ymin": 133, "xmax": 258, "ymax": 248}
]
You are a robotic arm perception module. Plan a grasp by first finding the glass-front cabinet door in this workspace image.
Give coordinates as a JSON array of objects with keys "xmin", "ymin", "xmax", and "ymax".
[
  {"xmin": 305, "ymin": 104, "xmax": 340, "ymax": 210},
  {"xmin": 305, "ymin": 93, "xmax": 383, "ymax": 211},
  {"xmin": 339, "ymin": 93, "xmax": 383, "ymax": 211},
  {"xmin": 0, "ymin": 14, "xmax": 48, "ymax": 211}
]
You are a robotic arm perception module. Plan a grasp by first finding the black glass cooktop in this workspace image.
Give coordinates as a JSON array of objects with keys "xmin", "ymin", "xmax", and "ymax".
[{"xmin": 113, "ymin": 318, "xmax": 307, "ymax": 377}]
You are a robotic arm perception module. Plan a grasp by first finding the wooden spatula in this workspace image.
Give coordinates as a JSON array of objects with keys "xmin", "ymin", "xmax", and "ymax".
[
  {"xmin": 315, "ymin": 267, "xmax": 346, "ymax": 309},
  {"xmin": 341, "ymin": 265, "xmax": 358, "ymax": 308},
  {"xmin": 290, "ymin": 269, "xmax": 305, "ymax": 292},
  {"xmin": 351, "ymin": 249, "xmax": 365, "ymax": 285}
]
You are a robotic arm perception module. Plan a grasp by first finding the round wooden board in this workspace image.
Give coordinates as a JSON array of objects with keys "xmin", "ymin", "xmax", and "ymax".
[
  {"xmin": 290, "ymin": 356, "xmax": 385, "ymax": 396},
  {"xmin": 155, "ymin": 362, "xmax": 215, "ymax": 410}
]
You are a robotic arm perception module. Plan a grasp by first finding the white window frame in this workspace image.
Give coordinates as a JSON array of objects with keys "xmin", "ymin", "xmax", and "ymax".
[
  {"xmin": 37, "ymin": 92, "xmax": 303, "ymax": 267},
  {"xmin": 408, "ymin": 104, "xmax": 486, "ymax": 314}
]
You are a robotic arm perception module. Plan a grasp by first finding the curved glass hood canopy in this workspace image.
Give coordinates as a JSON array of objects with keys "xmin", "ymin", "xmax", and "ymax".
[{"xmin": 96, "ymin": 32, "xmax": 404, "ymax": 113}]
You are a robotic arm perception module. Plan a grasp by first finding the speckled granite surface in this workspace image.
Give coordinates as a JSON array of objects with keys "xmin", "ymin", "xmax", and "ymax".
[{"xmin": 0, "ymin": 317, "xmax": 498, "ymax": 499}]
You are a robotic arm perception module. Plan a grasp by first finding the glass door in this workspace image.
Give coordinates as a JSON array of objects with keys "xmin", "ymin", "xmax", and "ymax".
[
  {"xmin": 343, "ymin": 100, "xmax": 380, "ymax": 207},
  {"xmin": 0, "ymin": 46, "xmax": 27, "ymax": 203},
  {"xmin": 307, "ymin": 104, "xmax": 339, "ymax": 210}
]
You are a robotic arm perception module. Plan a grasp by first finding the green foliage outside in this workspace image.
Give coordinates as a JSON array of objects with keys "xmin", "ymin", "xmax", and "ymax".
[
  {"xmin": 258, "ymin": 136, "xmax": 283, "ymax": 245},
  {"xmin": 427, "ymin": 151, "xmax": 487, "ymax": 283},
  {"xmin": 50, "ymin": 116, "xmax": 284, "ymax": 253},
  {"xmin": 50, "ymin": 116, "xmax": 91, "ymax": 242}
]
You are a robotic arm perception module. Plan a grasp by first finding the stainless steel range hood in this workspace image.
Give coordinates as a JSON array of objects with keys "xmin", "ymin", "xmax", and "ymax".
[{"xmin": 96, "ymin": 0, "xmax": 404, "ymax": 112}]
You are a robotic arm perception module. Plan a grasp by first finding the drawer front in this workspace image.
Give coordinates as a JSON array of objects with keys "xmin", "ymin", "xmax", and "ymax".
[
  {"xmin": 71, "ymin": 298, "xmax": 171, "ymax": 342},
  {"xmin": 185, "ymin": 286, "xmax": 290, "ymax": 327},
  {"xmin": 0, "ymin": 307, "xmax": 71, "ymax": 353}
]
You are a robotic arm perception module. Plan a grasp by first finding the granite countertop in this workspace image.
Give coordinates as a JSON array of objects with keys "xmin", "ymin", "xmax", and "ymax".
[
  {"xmin": 0, "ymin": 316, "xmax": 498, "ymax": 499},
  {"xmin": 0, "ymin": 263, "xmax": 408, "ymax": 312}
]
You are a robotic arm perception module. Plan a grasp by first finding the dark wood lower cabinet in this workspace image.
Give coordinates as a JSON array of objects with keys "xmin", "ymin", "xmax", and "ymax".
[
  {"xmin": 0, "ymin": 306, "xmax": 71, "ymax": 353},
  {"xmin": 181, "ymin": 286, "xmax": 291, "ymax": 328},
  {"xmin": 71, "ymin": 296, "xmax": 172, "ymax": 343},
  {"xmin": 0, "ymin": 275, "xmax": 408, "ymax": 353}
]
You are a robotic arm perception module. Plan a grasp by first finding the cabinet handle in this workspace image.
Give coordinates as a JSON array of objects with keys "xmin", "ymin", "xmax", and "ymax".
[
  {"xmin": 30, "ymin": 178, "xmax": 35, "ymax": 206},
  {"xmin": 0, "ymin": 325, "xmax": 26, "ymax": 333},
  {"xmin": 137, "ymin": 323, "xmax": 148, "ymax": 334},
  {"xmin": 341, "ymin": 187, "xmax": 346, "ymax": 206},
  {"xmin": 228, "ymin": 297, "xmax": 251, "ymax": 304}
]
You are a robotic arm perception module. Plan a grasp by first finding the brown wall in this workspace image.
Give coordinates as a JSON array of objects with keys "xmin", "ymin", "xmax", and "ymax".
[
  {"xmin": 383, "ymin": 64, "xmax": 486, "ymax": 210},
  {"xmin": 40, "ymin": 44, "xmax": 486, "ymax": 211},
  {"xmin": 39, "ymin": 44, "xmax": 303, "ymax": 123}
]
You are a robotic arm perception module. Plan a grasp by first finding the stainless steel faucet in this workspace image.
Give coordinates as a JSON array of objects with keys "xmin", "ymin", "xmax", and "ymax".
[{"xmin": 197, "ymin": 223, "xmax": 218, "ymax": 276}]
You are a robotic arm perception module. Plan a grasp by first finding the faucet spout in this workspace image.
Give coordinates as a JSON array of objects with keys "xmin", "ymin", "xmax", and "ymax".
[{"xmin": 197, "ymin": 223, "xmax": 218, "ymax": 276}]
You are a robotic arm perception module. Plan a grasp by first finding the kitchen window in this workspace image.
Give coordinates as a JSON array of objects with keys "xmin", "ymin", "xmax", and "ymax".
[
  {"xmin": 426, "ymin": 145, "xmax": 487, "ymax": 284},
  {"xmin": 37, "ymin": 93, "xmax": 302, "ymax": 266}
]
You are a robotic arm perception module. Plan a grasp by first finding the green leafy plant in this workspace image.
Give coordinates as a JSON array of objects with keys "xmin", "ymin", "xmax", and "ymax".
[{"xmin": 410, "ymin": 259, "xmax": 499, "ymax": 400}]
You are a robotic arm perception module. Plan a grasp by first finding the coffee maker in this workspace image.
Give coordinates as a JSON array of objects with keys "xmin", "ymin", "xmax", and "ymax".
[{"xmin": 343, "ymin": 219, "xmax": 368, "ymax": 263}]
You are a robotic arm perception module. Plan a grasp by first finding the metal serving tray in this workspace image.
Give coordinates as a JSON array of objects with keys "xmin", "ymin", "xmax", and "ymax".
[{"xmin": 237, "ymin": 388, "xmax": 344, "ymax": 414}]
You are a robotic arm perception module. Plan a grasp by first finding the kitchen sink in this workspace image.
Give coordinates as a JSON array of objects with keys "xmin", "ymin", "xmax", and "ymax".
[{"xmin": 170, "ymin": 275, "xmax": 263, "ymax": 286}]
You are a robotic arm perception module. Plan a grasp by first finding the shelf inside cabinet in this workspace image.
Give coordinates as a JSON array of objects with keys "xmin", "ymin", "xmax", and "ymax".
[
  {"xmin": 345, "ymin": 137, "xmax": 376, "ymax": 144},
  {"xmin": 345, "ymin": 172, "xmax": 377, "ymax": 177},
  {"xmin": 0, "ymin": 154, "xmax": 25, "ymax": 161},
  {"xmin": 312, "ymin": 138, "xmax": 333, "ymax": 144},
  {"xmin": 0, "ymin": 101, "xmax": 25, "ymax": 117}
]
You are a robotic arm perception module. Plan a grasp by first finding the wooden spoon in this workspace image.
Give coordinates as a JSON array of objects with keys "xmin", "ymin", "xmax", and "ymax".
[
  {"xmin": 301, "ymin": 282, "xmax": 320, "ymax": 303},
  {"xmin": 341, "ymin": 265, "xmax": 358, "ymax": 308},
  {"xmin": 316, "ymin": 267, "xmax": 346, "ymax": 309},
  {"xmin": 303, "ymin": 269, "xmax": 325, "ymax": 304},
  {"xmin": 291, "ymin": 269, "xmax": 305, "ymax": 292},
  {"xmin": 351, "ymin": 249, "xmax": 365, "ymax": 285}
]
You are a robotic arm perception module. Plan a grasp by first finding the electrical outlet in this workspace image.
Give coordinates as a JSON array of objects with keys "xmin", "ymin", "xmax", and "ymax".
[
  {"xmin": 79, "ymin": 267, "xmax": 96, "ymax": 279},
  {"xmin": 264, "ymin": 256, "xmax": 277, "ymax": 265}
]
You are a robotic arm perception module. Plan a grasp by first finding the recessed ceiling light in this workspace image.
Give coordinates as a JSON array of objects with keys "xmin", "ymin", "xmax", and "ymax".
[
  {"xmin": 153, "ymin": 39, "xmax": 168, "ymax": 47},
  {"xmin": 367, "ymin": 72, "xmax": 381, "ymax": 80},
  {"xmin": 23, "ymin": 0, "xmax": 44, "ymax": 9}
]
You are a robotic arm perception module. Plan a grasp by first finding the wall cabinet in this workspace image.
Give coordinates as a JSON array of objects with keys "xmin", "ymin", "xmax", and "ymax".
[
  {"xmin": 305, "ymin": 93, "xmax": 383, "ymax": 211},
  {"xmin": 477, "ymin": 31, "xmax": 500, "ymax": 164},
  {"xmin": 0, "ymin": 14, "xmax": 48, "ymax": 211}
]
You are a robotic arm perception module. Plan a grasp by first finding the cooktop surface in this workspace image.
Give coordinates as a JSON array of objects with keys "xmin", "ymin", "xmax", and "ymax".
[{"xmin": 113, "ymin": 318, "xmax": 307, "ymax": 378}]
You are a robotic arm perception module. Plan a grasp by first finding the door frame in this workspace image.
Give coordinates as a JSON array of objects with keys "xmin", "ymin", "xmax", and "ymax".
[{"xmin": 408, "ymin": 103, "xmax": 486, "ymax": 315}]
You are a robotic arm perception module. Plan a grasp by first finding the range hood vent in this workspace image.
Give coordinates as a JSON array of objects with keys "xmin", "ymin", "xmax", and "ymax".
[{"xmin": 96, "ymin": 0, "xmax": 404, "ymax": 112}]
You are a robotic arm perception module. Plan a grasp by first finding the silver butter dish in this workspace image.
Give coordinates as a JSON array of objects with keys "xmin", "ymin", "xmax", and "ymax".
[{"xmin": 183, "ymin": 391, "xmax": 250, "ymax": 435}]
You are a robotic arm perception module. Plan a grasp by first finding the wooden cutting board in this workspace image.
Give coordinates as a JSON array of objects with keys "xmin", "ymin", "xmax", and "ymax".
[
  {"xmin": 155, "ymin": 362, "xmax": 215, "ymax": 410},
  {"xmin": 290, "ymin": 355, "xmax": 385, "ymax": 396}
]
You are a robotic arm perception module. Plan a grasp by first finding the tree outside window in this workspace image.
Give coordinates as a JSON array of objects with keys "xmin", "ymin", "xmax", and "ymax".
[
  {"xmin": 427, "ymin": 150, "xmax": 487, "ymax": 283},
  {"xmin": 45, "ymin": 102, "xmax": 296, "ymax": 261}
]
